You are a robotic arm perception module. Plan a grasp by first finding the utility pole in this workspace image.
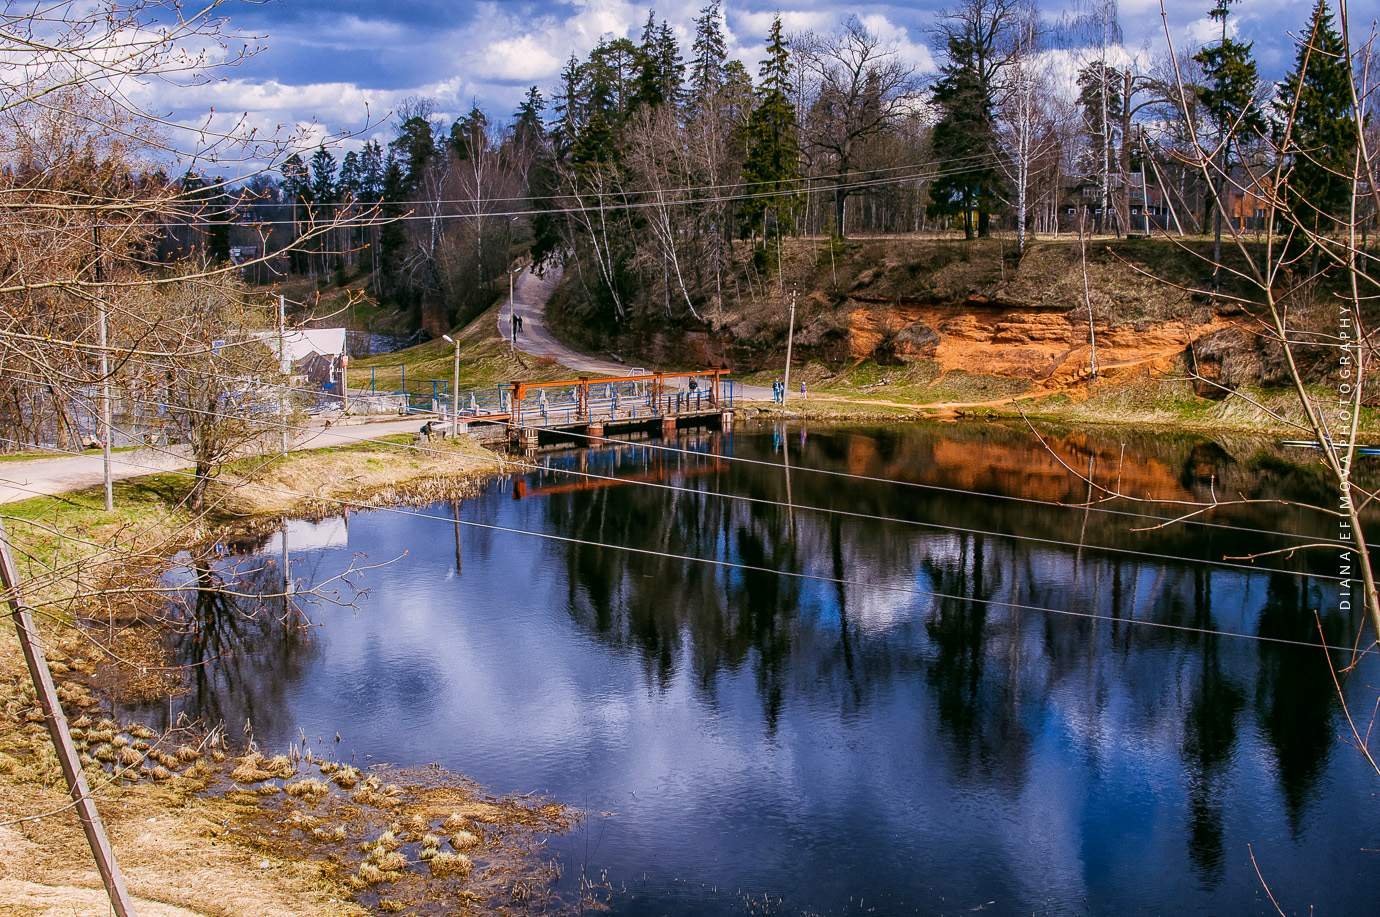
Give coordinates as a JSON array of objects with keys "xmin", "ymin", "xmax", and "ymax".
[
  {"xmin": 340, "ymin": 353, "xmax": 349, "ymax": 414},
  {"xmin": 93, "ymin": 225, "xmax": 112, "ymax": 511},
  {"xmin": 782, "ymin": 288, "xmax": 797, "ymax": 402},
  {"xmin": 443, "ymin": 333, "xmax": 459, "ymax": 436},
  {"xmin": 278, "ymin": 293, "xmax": 289, "ymax": 455},
  {"xmin": 0, "ymin": 520, "xmax": 132, "ymax": 916}
]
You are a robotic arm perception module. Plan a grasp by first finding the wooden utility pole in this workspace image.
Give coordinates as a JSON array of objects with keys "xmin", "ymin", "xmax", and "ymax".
[
  {"xmin": 0, "ymin": 520, "xmax": 132, "ymax": 916},
  {"xmin": 277, "ymin": 294, "xmax": 289, "ymax": 455},
  {"xmin": 782, "ymin": 289, "xmax": 798, "ymax": 402},
  {"xmin": 93, "ymin": 225, "xmax": 113, "ymax": 512},
  {"xmin": 451, "ymin": 339, "xmax": 460, "ymax": 437}
]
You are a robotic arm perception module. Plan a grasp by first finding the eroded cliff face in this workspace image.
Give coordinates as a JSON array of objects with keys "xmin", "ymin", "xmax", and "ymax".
[
  {"xmin": 845, "ymin": 296, "xmax": 1226, "ymax": 385},
  {"xmin": 556, "ymin": 237, "xmax": 1359, "ymax": 395}
]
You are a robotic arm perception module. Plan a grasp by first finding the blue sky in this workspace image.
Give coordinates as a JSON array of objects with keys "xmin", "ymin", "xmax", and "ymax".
[{"xmin": 186, "ymin": 0, "xmax": 1337, "ymax": 151}]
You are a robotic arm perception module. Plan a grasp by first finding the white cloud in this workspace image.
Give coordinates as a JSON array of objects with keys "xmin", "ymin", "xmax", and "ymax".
[{"xmin": 858, "ymin": 14, "xmax": 937, "ymax": 74}]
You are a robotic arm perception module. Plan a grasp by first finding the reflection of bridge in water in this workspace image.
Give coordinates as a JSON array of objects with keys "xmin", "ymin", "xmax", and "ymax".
[{"xmin": 455, "ymin": 370, "xmax": 737, "ymax": 452}]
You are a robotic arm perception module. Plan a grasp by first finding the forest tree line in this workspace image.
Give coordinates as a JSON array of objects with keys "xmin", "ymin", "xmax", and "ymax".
[{"xmin": 185, "ymin": 0, "xmax": 1372, "ymax": 337}]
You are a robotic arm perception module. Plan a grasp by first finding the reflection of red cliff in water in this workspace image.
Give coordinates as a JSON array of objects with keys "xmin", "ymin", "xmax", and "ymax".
[{"xmin": 846, "ymin": 429, "xmax": 1203, "ymax": 506}]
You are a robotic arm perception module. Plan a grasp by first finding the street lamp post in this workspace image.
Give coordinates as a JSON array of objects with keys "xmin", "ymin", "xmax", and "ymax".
[{"xmin": 443, "ymin": 334, "xmax": 459, "ymax": 437}]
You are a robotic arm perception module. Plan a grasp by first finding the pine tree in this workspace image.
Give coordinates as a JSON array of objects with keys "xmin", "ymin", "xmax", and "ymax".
[
  {"xmin": 742, "ymin": 15, "xmax": 801, "ymax": 244},
  {"xmin": 1275, "ymin": 0, "xmax": 1358, "ymax": 233},
  {"xmin": 280, "ymin": 153, "xmax": 311, "ymax": 206},
  {"xmin": 1077, "ymin": 59, "xmax": 1123, "ymax": 231},
  {"xmin": 450, "ymin": 105, "xmax": 489, "ymax": 160}
]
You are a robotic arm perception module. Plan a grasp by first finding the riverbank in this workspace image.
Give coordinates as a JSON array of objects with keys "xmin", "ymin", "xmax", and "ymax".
[
  {"xmin": 0, "ymin": 434, "xmax": 580, "ymax": 914},
  {"xmin": 737, "ymin": 367, "xmax": 1380, "ymax": 436}
]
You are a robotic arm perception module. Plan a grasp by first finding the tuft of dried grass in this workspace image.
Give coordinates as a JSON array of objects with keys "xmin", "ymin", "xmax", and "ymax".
[
  {"xmin": 263, "ymin": 755, "xmax": 297, "ymax": 779},
  {"xmin": 283, "ymin": 778, "xmax": 329, "ymax": 801},
  {"xmin": 229, "ymin": 753, "xmax": 273, "ymax": 784},
  {"xmin": 450, "ymin": 830, "xmax": 479, "ymax": 850},
  {"xmin": 427, "ymin": 852, "xmax": 472, "ymax": 878},
  {"xmin": 327, "ymin": 764, "xmax": 360, "ymax": 789}
]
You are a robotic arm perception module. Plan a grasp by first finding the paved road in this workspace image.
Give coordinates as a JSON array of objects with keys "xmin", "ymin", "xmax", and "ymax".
[
  {"xmin": 0, "ymin": 417, "xmax": 430, "ymax": 504},
  {"xmin": 499, "ymin": 264, "xmax": 774, "ymax": 400}
]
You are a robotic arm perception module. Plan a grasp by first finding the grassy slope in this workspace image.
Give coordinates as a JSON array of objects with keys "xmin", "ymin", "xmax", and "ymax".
[{"xmin": 350, "ymin": 302, "xmax": 575, "ymax": 396}]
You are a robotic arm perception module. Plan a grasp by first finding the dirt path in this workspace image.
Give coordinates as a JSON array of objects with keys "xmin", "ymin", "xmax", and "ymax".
[
  {"xmin": 499, "ymin": 265, "xmax": 778, "ymax": 400},
  {"xmin": 0, "ymin": 417, "xmax": 431, "ymax": 504},
  {"xmin": 498, "ymin": 265, "xmax": 630, "ymax": 376}
]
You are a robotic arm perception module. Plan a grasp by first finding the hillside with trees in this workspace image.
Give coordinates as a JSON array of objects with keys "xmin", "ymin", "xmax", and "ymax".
[{"xmin": 173, "ymin": 0, "xmax": 1375, "ymax": 386}]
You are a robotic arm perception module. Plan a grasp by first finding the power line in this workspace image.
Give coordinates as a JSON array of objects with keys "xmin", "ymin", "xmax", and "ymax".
[
  {"xmin": 0, "ymin": 436, "xmax": 1360, "ymax": 656},
  {"xmin": 228, "ymin": 153, "xmax": 1002, "ymax": 211},
  {"xmin": 1, "ymin": 366, "xmax": 1342, "ymax": 552},
  {"xmin": 104, "ymin": 157, "xmax": 1004, "ymax": 229},
  {"xmin": 0, "ymin": 378, "xmax": 1350, "ymax": 592},
  {"xmin": 550, "ymin": 425, "xmax": 1347, "ymax": 545}
]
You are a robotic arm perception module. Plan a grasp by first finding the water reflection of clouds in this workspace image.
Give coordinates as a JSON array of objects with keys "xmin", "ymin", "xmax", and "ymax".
[{"xmin": 150, "ymin": 425, "xmax": 1380, "ymax": 914}]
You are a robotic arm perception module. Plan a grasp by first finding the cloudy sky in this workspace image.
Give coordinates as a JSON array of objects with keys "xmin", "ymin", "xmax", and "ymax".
[{"xmin": 186, "ymin": 0, "xmax": 1330, "ymax": 152}]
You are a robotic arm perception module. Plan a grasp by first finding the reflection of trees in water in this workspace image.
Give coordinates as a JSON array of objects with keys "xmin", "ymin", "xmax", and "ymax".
[
  {"xmin": 1254, "ymin": 573, "xmax": 1342, "ymax": 835},
  {"xmin": 535, "ymin": 426, "xmax": 1365, "ymax": 877},
  {"xmin": 923, "ymin": 535, "xmax": 1030, "ymax": 780},
  {"xmin": 139, "ymin": 560, "xmax": 320, "ymax": 739},
  {"xmin": 1182, "ymin": 571, "xmax": 1245, "ymax": 886}
]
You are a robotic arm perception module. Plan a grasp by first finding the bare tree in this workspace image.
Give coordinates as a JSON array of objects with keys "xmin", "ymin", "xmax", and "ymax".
[{"xmin": 800, "ymin": 18, "xmax": 922, "ymax": 238}]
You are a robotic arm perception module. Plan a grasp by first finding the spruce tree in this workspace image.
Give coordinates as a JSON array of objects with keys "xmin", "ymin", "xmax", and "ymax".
[
  {"xmin": 338, "ymin": 151, "xmax": 362, "ymax": 201},
  {"xmin": 390, "ymin": 115, "xmax": 435, "ymax": 194},
  {"xmin": 1193, "ymin": 0, "xmax": 1265, "ymax": 281},
  {"xmin": 927, "ymin": 43, "xmax": 1004, "ymax": 239},
  {"xmin": 742, "ymin": 15, "xmax": 801, "ymax": 243},
  {"xmin": 309, "ymin": 146, "xmax": 338, "ymax": 205},
  {"xmin": 689, "ymin": 1, "xmax": 727, "ymax": 112},
  {"xmin": 554, "ymin": 55, "xmax": 584, "ymax": 155},
  {"xmin": 513, "ymin": 86, "xmax": 546, "ymax": 150},
  {"xmin": 1274, "ymin": 0, "xmax": 1358, "ymax": 233},
  {"xmin": 358, "ymin": 141, "xmax": 385, "ymax": 200}
]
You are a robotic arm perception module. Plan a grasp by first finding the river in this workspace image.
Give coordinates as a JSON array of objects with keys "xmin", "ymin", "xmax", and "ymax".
[{"xmin": 129, "ymin": 421, "xmax": 1379, "ymax": 914}]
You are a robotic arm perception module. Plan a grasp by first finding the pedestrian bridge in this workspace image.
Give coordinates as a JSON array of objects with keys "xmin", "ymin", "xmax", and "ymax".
[{"xmin": 444, "ymin": 370, "xmax": 737, "ymax": 451}]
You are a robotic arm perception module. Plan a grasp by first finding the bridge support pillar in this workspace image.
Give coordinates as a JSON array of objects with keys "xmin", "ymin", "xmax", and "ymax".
[
  {"xmin": 661, "ymin": 415, "xmax": 677, "ymax": 437},
  {"xmin": 587, "ymin": 421, "xmax": 605, "ymax": 438},
  {"xmin": 719, "ymin": 410, "xmax": 734, "ymax": 429}
]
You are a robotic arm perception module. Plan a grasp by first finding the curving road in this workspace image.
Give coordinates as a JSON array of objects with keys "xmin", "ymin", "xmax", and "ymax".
[
  {"xmin": 498, "ymin": 265, "xmax": 630, "ymax": 376},
  {"xmin": 499, "ymin": 263, "xmax": 774, "ymax": 400}
]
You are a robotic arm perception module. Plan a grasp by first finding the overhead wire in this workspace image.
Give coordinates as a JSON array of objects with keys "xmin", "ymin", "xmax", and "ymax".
[
  {"xmin": 99, "ymin": 155, "xmax": 1007, "ymax": 229},
  {"xmin": 0, "ymin": 373, "xmax": 1351, "ymax": 586},
  {"xmin": 0, "ymin": 435, "xmax": 1362, "ymax": 656},
  {"xmin": 0, "ymin": 365, "xmax": 1346, "ymax": 553}
]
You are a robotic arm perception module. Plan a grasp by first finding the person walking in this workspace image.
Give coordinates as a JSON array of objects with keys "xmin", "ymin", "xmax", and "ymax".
[{"xmin": 799, "ymin": 380, "xmax": 807, "ymax": 400}]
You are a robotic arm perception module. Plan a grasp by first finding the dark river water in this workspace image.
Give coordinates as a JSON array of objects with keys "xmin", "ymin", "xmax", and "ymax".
[{"xmin": 134, "ymin": 421, "xmax": 1380, "ymax": 914}]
